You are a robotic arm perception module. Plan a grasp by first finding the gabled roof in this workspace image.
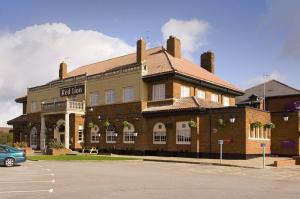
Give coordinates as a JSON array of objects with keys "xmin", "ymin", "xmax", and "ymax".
[
  {"xmin": 236, "ymin": 80, "xmax": 300, "ymax": 104},
  {"xmin": 142, "ymin": 96, "xmax": 223, "ymax": 114},
  {"xmin": 66, "ymin": 47, "xmax": 243, "ymax": 94}
]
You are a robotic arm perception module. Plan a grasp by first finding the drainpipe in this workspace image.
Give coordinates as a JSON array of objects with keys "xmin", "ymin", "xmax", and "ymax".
[{"xmin": 209, "ymin": 109, "xmax": 212, "ymax": 157}]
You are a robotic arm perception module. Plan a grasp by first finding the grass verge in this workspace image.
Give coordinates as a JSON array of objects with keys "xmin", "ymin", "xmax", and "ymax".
[{"xmin": 27, "ymin": 155, "xmax": 139, "ymax": 161}]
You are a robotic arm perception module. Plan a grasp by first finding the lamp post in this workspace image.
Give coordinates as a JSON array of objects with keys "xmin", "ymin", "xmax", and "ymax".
[
  {"xmin": 218, "ymin": 140, "xmax": 224, "ymax": 165},
  {"xmin": 229, "ymin": 116, "xmax": 236, "ymax": 124}
]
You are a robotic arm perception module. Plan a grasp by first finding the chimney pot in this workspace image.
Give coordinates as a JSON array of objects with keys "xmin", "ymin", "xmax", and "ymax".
[
  {"xmin": 201, "ymin": 51, "xmax": 215, "ymax": 73},
  {"xmin": 137, "ymin": 38, "xmax": 146, "ymax": 64},
  {"xmin": 167, "ymin": 36, "xmax": 181, "ymax": 58},
  {"xmin": 59, "ymin": 62, "xmax": 67, "ymax": 79}
]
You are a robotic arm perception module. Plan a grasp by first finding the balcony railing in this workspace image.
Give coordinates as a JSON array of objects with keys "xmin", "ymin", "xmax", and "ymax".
[{"xmin": 41, "ymin": 100, "xmax": 85, "ymax": 114}]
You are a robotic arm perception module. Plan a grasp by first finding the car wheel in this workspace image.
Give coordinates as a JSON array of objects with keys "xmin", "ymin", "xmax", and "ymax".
[{"xmin": 4, "ymin": 158, "xmax": 15, "ymax": 167}]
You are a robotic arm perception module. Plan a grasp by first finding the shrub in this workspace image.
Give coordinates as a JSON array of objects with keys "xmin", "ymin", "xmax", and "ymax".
[
  {"xmin": 264, "ymin": 122, "xmax": 276, "ymax": 129},
  {"xmin": 122, "ymin": 120, "xmax": 130, "ymax": 127},
  {"xmin": 217, "ymin": 118, "xmax": 226, "ymax": 128},
  {"xmin": 13, "ymin": 142, "xmax": 28, "ymax": 148},
  {"xmin": 48, "ymin": 140, "xmax": 65, "ymax": 149},
  {"xmin": 251, "ymin": 121, "xmax": 262, "ymax": 128}
]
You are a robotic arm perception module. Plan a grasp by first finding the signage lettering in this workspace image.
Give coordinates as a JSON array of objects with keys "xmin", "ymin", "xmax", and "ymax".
[{"xmin": 60, "ymin": 85, "xmax": 85, "ymax": 97}]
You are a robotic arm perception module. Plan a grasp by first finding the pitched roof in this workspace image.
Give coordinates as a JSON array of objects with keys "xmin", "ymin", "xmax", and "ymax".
[
  {"xmin": 7, "ymin": 113, "xmax": 40, "ymax": 125},
  {"xmin": 142, "ymin": 96, "xmax": 223, "ymax": 114},
  {"xmin": 15, "ymin": 96, "xmax": 27, "ymax": 103},
  {"xmin": 66, "ymin": 47, "xmax": 242, "ymax": 93},
  {"xmin": 236, "ymin": 80, "xmax": 300, "ymax": 104}
]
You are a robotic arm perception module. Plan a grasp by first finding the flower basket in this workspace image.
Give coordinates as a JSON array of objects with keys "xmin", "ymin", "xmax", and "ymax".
[
  {"xmin": 251, "ymin": 121, "xmax": 262, "ymax": 128},
  {"xmin": 264, "ymin": 122, "xmax": 276, "ymax": 129},
  {"xmin": 217, "ymin": 119, "xmax": 226, "ymax": 128},
  {"xmin": 165, "ymin": 122, "xmax": 173, "ymax": 129},
  {"xmin": 122, "ymin": 121, "xmax": 130, "ymax": 127},
  {"xmin": 188, "ymin": 120, "xmax": 197, "ymax": 128},
  {"xmin": 103, "ymin": 120, "xmax": 110, "ymax": 128},
  {"xmin": 88, "ymin": 122, "xmax": 96, "ymax": 128}
]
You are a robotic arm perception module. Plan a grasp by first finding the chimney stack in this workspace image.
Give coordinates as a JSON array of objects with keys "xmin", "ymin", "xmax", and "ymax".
[
  {"xmin": 59, "ymin": 62, "xmax": 67, "ymax": 79},
  {"xmin": 201, "ymin": 51, "xmax": 215, "ymax": 73},
  {"xmin": 137, "ymin": 38, "xmax": 146, "ymax": 64},
  {"xmin": 167, "ymin": 36, "xmax": 181, "ymax": 58}
]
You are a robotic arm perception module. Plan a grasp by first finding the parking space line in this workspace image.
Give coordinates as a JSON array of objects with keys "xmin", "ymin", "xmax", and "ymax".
[
  {"xmin": 0, "ymin": 179, "xmax": 55, "ymax": 184},
  {"xmin": 0, "ymin": 188, "xmax": 53, "ymax": 194}
]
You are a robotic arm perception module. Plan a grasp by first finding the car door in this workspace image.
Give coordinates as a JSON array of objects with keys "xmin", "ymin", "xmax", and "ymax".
[{"xmin": 0, "ymin": 146, "xmax": 8, "ymax": 163}]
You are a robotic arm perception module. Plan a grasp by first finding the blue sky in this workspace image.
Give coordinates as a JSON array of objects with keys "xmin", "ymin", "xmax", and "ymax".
[
  {"xmin": 0, "ymin": 0, "xmax": 299, "ymax": 88},
  {"xmin": 0, "ymin": 0, "xmax": 299, "ymax": 126}
]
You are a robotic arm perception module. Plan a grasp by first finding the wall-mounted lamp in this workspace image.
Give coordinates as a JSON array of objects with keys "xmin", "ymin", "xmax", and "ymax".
[
  {"xmin": 98, "ymin": 115, "xmax": 101, "ymax": 120},
  {"xmin": 283, "ymin": 115, "xmax": 289, "ymax": 122},
  {"xmin": 114, "ymin": 133, "xmax": 118, "ymax": 137},
  {"xmin": 133, "ymin": 132, "xmax": 138, "ymax": 137},
  {"xmin": 89, "ymin": 107, "xmax": 94, "ymax": 112},
  {"xmin": 229, "ymin": 116, "xmax": 236, "ymax": 124},
  {"xmin": 98, "ymin": 133, "xmax": 101, "ymax": 137},
  {"xmin": 135, "ymin": 118, "xmax": 140, "ymax": 120}
]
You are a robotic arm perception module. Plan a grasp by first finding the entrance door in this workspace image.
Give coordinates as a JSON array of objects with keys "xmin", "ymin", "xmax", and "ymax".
[
  {"xmin": 30, "ymin": 127, "xmax": 38, "ymax": 149},
  {"xmin": 57, "ymin": 123, "xmax": 65, "ymax": 145}
]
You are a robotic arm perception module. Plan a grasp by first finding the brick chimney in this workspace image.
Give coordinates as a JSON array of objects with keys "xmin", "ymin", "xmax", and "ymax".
[
  {"xmin": 59, "ymin": 62, "xmax": 67, "ymax": 79},
  {"xmin": 201, "ymin": 51, "xmax": 215, "ymax": 73},
  {"xmin": 167, "ymin": 36, "xmax": 181, "ymax": 58},
  {"xmin": 137, "ymin": 38, "xmax": 146, "ymax": 64}
]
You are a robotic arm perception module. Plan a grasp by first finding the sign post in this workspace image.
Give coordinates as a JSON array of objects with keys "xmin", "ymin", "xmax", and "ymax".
[
  {"xmin": 261, "ymin": 143, "xmax": 266, "ymax": 169},
  {"xmin": 218, "ymin": 140, "xmax": 224, "ymax": 165}
]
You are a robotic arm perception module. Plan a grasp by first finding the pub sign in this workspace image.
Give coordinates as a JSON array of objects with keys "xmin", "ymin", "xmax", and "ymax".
[{"xmin": 60, "ymin": 85, "xmax": 85, "ymax": 97}]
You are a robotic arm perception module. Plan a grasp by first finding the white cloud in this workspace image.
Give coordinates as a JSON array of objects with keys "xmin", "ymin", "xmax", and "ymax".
[
  {"xmin": 161, "ymin": 18, "xmax": 210, "ymax": 59},
  {"xmin": 0, "ymin": 23, "xmax": 134, "ymax": 127},
  {"xmin": 241, "ymin": 71, "xmax": 285, "ymax": 89},
  {"xmin": 262, "ymin": 0, "xmax": 300, "ymax": 59}
]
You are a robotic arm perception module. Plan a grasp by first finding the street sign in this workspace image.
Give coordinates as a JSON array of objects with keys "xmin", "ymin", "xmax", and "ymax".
[
  {"xmin": 218, "ymin": 140, "xmax": 224, "ymax": 164},
  {"xmin": 261, "ymin": 143, "xmax": 266, "ymax": 168},
  {"xmin": 218, "ymin": 140, "xmax": 224, "ymax": 145}
]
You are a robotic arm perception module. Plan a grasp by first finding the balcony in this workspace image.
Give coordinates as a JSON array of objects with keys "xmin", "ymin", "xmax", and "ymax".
[{"xmin": 41, "ymin": 100, "xmax": 85, "ymax": 115}]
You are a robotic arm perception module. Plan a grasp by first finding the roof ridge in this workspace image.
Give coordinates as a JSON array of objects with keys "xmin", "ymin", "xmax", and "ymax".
[
  {"xmin": 191, "ymin": 96, "xmax": 201, "ymax": 107},
  {"xmin": 68, "ymin": 46, "xmax": 163, "ymax": 75},
  {"xmin": 161, "ymin": 47, "xmax": 176, "ymax": 72},
  {"xmin": 271, "ymin": 79, "xmax": 300, "ymax": 92}
]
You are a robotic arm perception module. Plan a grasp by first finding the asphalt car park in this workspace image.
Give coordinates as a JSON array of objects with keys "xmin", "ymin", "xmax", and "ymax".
[{"xmin": 1, "ymin": 160, "xmax": 300, "ymax": 199}]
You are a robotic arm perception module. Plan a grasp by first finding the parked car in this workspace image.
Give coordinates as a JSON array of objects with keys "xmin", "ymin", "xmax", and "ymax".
[{"xmin": 0, "ymin": 144, "xmax": 26, "ymax": 167}]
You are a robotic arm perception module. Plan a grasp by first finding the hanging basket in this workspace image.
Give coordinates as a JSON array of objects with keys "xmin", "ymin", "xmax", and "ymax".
[
  {"xmin": 217, "ymin": 119, "xmax": 226, "ymax": 128},
  {"xmin": 103, "ymin": 120, "xmax": 110, "ymax": 128},
  {"xmin": 122, "ymin": 120, "xmax": 130, "ymax": 127},
  {"xmin": 188, "ymin": 120, "xmax": 197, "ymax": 128},
  {"xmin": 264, "ymin": 122, "xmax": 276, "ymax": 129},
  {"xmin": 251, "ymin": 121, "xmax": 262, "ymax": 128}
]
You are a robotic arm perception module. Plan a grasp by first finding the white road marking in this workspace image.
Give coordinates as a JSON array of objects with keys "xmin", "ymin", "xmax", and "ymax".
[
  {"xmin": 0, "ymin": 189, "xmax": 54, "ymax": 194},
  {"xmin": 0, "ymin": 179, "xmax": 55, "ymax": 184}
]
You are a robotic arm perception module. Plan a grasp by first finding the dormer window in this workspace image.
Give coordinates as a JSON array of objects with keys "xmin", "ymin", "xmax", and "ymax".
[{"xmin": 152, "ymin": 84, "xmax": 165, "ymax": 101}]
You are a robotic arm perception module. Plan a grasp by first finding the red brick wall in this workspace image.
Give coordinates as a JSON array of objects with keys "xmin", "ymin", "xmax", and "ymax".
[
  {"xmin": 271, "ymin": 111, "xmax": 300, "ymax": 156},
  {"xmin": 266, "ymin": 95, "xmax": 300, "ymax": 112}
]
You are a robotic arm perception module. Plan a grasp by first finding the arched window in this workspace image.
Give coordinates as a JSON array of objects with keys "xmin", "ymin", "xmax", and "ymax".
[
  {"xmin": 91, "ymin": 125, "xmax": 100, "ymax": 143},
  {"xmin": 106, "ymin": 125, "xmax": 117, "ymax": 143},
  {"xmin": 30, "ymin": 127, "xmax": 38, "ymax": 149},
  {"xmin": 123, "ymin": 123, "xmax": 135, "ymax": 144},
  {"xmin": 153, "ymin": 123, "xmax": 166, "ymax": 144}
]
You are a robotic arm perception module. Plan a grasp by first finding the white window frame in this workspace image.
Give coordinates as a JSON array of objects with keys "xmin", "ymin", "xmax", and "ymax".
[
  {"xmin": 106, "ymin": 128, "xmax": 116, "ymax": 143},
  {"xmin": 176, "ymin": 121, "xmax": 191, "ymax": 145},
  {"xmin": 123, "ymin": 123, "xmax": 135, "ymax": 144},
  {"xmin": 90, "ymin": 91, "xmax": 99, "ymax": 106},
  {"xmin": 31, "ymin": 101, "xmax": 37, "ymax": 112},
  {"xmin": 105, "ymin": 89, "xmax": 116, "ymax": 104},
  {"xmin": 153, "ymin": 122, "xmax": 167, "ymax": 144},
  {"xmin": 152, "ymin": 84, "xmax": 165, "ymax": 101},
  {"xmin": 211, "ymin": 93, "xmax": 219, "ymax": 103},
  {"xmin": 180, "ymin": 86, "xmax": 190, "ymax": 98},
  {"xmin": 78, "ymin": 125, "xmax": 84, "ymax": 143},
  {"xmin": 248, "ymin": 124, "xmax": 270, "ymax": 140},
  {"xmin": 123, "ymin": 86, "xmax": 134, "ymax": 103},
  {"xmin": 197, "ymin": 90, "xmax": 206, "ymax": 99},
  {"xmin": 223, "ymin": 96, "xmax": 230, "ymax": 106},
  {"xmin": 90, "ymin": 125, "xmax": 100, "ymax": 143}
]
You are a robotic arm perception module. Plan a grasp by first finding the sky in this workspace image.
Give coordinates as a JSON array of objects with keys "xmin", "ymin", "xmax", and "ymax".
[{"xmin": 0, "ymin": 0, "xmax": 299, "ymax": 126}]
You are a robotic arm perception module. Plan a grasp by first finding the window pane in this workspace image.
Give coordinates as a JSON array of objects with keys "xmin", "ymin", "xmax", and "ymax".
[
  {"xmin": 152, "ymin": 84, "xmax": 165, "ymax": 101},
  {"xmin": 197, "ymin": 90, "xmax": 206, "ymax": 99},
  {"xmin": 180, "ymin": 86, "xmax": 190, "ymax": 98},
  {"xmin": 123, "ymin": 87, "xmax": 134, "ymax": 102}
]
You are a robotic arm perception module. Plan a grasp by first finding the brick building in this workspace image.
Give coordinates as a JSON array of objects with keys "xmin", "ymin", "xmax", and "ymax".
[
  {"xmin": 236, "ymin": 80, "xmax": 300, "ymax": 156},
  {"xmin": 8, "ymin": 36, "xmax": 272, "ymax": 159}
]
